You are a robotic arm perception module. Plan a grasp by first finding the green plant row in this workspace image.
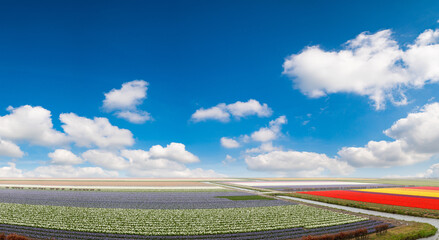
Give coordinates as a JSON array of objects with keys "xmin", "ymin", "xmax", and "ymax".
[
  {"xmin": 0, "ymin": 203, "xmax": 366, "ymax": 236},
  {"xmin": 368, "ymin": 222, "xmax": 437, "ymax": 240}
]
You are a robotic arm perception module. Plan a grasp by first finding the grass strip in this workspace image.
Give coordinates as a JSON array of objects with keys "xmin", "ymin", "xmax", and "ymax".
[
  {"xmin": 283, "ymin": 193, "xmax": 439, "ymax": 219},
  {"xmin": 368, "ymin": 222, "xmax": 437, "ymax": 240}
]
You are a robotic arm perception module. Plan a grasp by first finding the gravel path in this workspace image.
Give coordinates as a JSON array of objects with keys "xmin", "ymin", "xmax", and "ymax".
[{"xmin": 278, "ymin": 196, "xmax": 439, "ymax": 240}]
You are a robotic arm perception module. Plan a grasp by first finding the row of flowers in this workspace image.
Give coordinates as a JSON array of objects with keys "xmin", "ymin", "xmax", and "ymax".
[{"xmin": 0, "ymin": 203, "xmax": 367, "ymax": 235}]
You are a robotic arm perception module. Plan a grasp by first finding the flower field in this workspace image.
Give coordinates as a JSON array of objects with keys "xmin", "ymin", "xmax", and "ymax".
[
  {"xmin": 228, "ymin": 180, "xmax": 394, "ymax": 191},
  {"xmin": 354, "ymin": 187, "xmax": 439, "ymax": 198},
  {"xmin": 0, "ymin": 203, "xmax": 367, "ymax": 235},
  {"xmin": 0, "ymin": 179, "xmax": 396, "ymax": 239},
  {"xmin": 0, "ymin": 189, "xmax": 292, "ymax": 209},
  {"xmin": 0, "ymin": 220, "xmax": 388, "ymax": 240},
  {"xmin": 299, "ymin": 188, "xmax": 439, "ymax": 210}
]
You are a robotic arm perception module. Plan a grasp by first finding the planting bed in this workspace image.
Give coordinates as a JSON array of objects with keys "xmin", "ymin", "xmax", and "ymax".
[
  {"xmin": 355, "ymin": 187, "xmax": 439, "ymax": 198},
  {"xmin": 0, "ymin": 203, "xmax": 367, "ymax": 236},
  {"xmin": 299, "ymin": 189, "xmax": 439, "ymax": 210},
  {"xmin": 0, "ymin": 189, "xmax": 292, "ymax": 209},
  {"xmin": 0, "ymin": 220, "xmax": 389, "ymax": 239}
]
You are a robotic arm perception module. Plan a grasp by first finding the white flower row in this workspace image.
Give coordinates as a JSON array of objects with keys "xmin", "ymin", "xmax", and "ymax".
[{"xmin": 0, "ymin": 203, "xmax": 366, "ymax": 235}]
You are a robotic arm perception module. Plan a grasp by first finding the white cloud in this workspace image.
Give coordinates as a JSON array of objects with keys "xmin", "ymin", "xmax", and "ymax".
[
  {"xmin": 0, "ymin": 138, "xmax": 24, "ymax": 158},
  {"xmin": 338, "ymin": 140, "xmax": 431, "ymax": 168},
  {"xmin": 49, "ymin": 149, "xmax": 83, "ymax": 165},
  {"xmin": 283, "ymin": 28, "xmax": 439, "ymax": 110},
  {"xmin": 191, "ymin": 99, "xmax": 272, "ymax": 122},
  {"xmin": 79, "ymin": 143, "xmax": 220, "ymax": 178},
  {"xmin": 121, "ymin": 149, "xmax": 186, "ymax": 171},
  {"xmin": 0, "ymin": 162, "xmax": 24, "ymax": 177},
  {"xmin": 251, "ymin": 116, "xmax": 287, "ymax": 142},
  {"xmin": 245, "ymin": 150, "xmax": 354, "ymax": 176},
  {"xmin": 191, "ymin": 104, "xmax": 230, "ymax": 122},
  {"xmin": 60, "ymin": 113, "xmax": 134, "ymax": 149},
  {"xmin": 245, "ymin": 142, "xmax": 281, "ymax": 154},
  {"xmin": 384, "ymin": 103, "xmax": 439, "ymax": 153},
  {"xmin": 251, "ymin": 128, "xmax": 277, "ymax": 142},
  {"xmin": 226, "ymin": 99, "xmax": 272, "ymax": 118},
  {"xmin": 82, "ymin": 149, "xmax": 131, "ymax": 170},
  {"xmin": 26, "ymin": 165, "xmax": 118, "ymax": 178},
  {"xmin": 338, "ymin": 102, "xmax": 439, "ymax": 167},
  {"xmin": 0, "ymin": 105, "xmax": 68, "ymax": 146},
  {"xmin": 115, "ymin": 110, "xmax": 151, "ymax": 124},
  {"xmin": 128, "ymin": 167, "xmax": 226, "ymax": 178},
  {"xmin": 222, "ymin": 154, "xmax": 236, "ymax": 165},
  {"xmin": 148, "ymin": 143, "xmax": 200, "ymax": 164},
  {"xmin": 103, "ymin": 80, "xmax": 151, "ymax": 124},
  {"xmin": 121, "ymin": 144, "xmax": 221, "ymax": 177},
  {"xmin": 103, "ymin": 80, "xmax": 148, "ymax": 111},
  {"xmin": 417, "ymin": 163, "xmax": 439, "ymax": 178},
  {"xmin": 220, "ymin": 137, "xmax": 240, "ymax": 148}
]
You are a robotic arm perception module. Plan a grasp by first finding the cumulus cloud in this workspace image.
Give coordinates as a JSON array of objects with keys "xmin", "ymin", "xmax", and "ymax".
[
  {"xmin": 0, "ymin": 162, "xmax": 118, "ymax": 178},
  {"xmin": 220, "ymin": 137, "xmax": 240, "ymax": 148},
  {"xmin": 384, "ymin": 103, "xmax": 439, "ymax": 153},
  {"xmin": 0, "ymin": 105, "xmax": 68, "ymax": 146},
  {"xmin": 60, "ymin": 113, "xmax": 134, "ymax": 149},
  {"xmin": 251, "ymin": 116, "xmax": 287, "ymax": 142},
  {"xmin": 128, "ymin": 168, "xmax": 226, "ymax": 178},
  {"xmin": 0, "ymin": 138, "xmax": 24, "ymax": 158},
  {"xmin": 121, "ymin": 144, "xmax": 219, "ymax": 177},
  {"xmin": 245, "ymin": 142, "xmax": 281, "ymax": 154},
  {"xmin": 148, "ymin": 143, "xmax": 199, "ymax": 164},
  {"xmin": 49, "ymin": 149, "xmax": 83, "ymax": 165},
  {"xmin": 221, "ymin": 116, "xmax": 287, "ymax": 157},
  {"xmin": 226, "ymin": 100, "xmax": 273, "ymax": 118},
  {"xmin": 417, "ymin": 163, "xmax": 439, "ymax": 178},
  {"xmin": 121, "ymin": 149, "xmax": 186, "ymax": 171},
  {"xmin": 80, "ymin": 142, "xmax": 221, "ymax": 178},
  {"xmin": 338, "ymin": 102, "xmax": 439, "ymax": 167},
  {"xmin": 191, "ymin": 99, "xmax": 272, "ymax": 122},
  {"xmin": 191, "ymin": 104, "xmax": 230, "ymax": 122},
  {"xmin": 82, "ymin": 149, "xmax": 131, "ymax": 170},
  {"xmin": 338, "ymin": 140, "xmax": 431, "ymax": 168},
  {"xmin": 0, "ymin": 162, "xmax": 24, "ymax": 177},
  {"xmin": 103, "ymin": 80, "xmax": 151, "ymax": 124},
  {"xmin": 26, "ymin": 165, "xmax": 119, "ymax": 178},
  {"xmin": 115, "ymin": 110, "xmax": 151, "ymax": 124},
  {"xmin": 245, "ymin": 150, "xmax": 354, "ymax": 176},
  {"xmin": 283, "ymin": 28, "xmax": 439, "ymax": 110}
]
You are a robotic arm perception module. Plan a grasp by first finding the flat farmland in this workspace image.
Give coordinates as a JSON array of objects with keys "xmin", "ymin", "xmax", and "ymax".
[
  {"xmin": 0, "ymin": 178, "xmax": 396, "ymax": 240},
  {"xmin": 287, "ymin": 184, "xmax": 439, "ymax": 219},
  {"xmin": 227, "ymin": 180, "xmax": 396, "ymax": 192}
]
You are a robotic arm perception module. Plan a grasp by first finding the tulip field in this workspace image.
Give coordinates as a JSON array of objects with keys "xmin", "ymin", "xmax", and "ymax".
[
  {"xmin": 299, "ymin": 186, "xmax": 439, "ymax": 211},
  {"xmin": 0, "ymin": 178, "xmax": 396, "ymax": 239}
]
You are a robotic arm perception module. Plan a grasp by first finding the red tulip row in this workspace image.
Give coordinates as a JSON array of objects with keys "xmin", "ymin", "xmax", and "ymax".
[{"xmin": 299, "ymin": 190, "xmax": 439, "ymax": 210}]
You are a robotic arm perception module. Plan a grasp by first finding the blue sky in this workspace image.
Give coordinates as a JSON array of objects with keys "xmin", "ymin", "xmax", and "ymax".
[{"xmin": 1, "ymin": 0, "xmax": 439, "ymax": 178}]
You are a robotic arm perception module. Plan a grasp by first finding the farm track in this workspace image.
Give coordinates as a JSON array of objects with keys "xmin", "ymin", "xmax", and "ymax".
[{"xmin": 0, "ymin": 220, "xmax": 386, "ymax": 240}]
